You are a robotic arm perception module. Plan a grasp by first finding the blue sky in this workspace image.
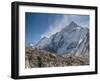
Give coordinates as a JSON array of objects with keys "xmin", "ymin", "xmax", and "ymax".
[{"xmin": 25, "ymin": 12, "xmax": 89, "ymax": 46}]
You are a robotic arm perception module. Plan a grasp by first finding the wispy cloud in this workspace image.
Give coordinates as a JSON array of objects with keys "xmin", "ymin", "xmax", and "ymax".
[
  {"xmin": 41, "ymin": 15, "xmax": 89, "ymax": 38},
  {"xmin": 41, "ymin": 15, "xmax": 69, "ymax": 38}
]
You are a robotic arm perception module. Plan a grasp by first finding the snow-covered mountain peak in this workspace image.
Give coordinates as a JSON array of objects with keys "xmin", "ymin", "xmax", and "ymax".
[
  {"xmin": 34, "ymin": 21, "xmax": 89, "ymax": 56},
  {"xmin": 68, "ymin": 21, "xmax": 79, "ymax": 27}
]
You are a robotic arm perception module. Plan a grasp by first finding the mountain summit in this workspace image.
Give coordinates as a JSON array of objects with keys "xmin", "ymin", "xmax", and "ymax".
[
  {"xmin": 68, "ymin": 21, "xmax": 79, "ymax": 27},
  {"xmin": 61, "ymin": 21, "xmax": 81, "ymax": 33}
]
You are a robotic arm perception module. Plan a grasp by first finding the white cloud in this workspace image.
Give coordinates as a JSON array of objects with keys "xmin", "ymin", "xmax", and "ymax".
[{"xmin": 41, "ymin": 15, "xmax": 69, "ymax": 38}]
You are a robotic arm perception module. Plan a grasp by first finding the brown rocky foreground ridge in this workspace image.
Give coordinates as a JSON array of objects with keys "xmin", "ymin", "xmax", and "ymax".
[{"xmin": 25, "ymin": 47, "xmax": 89, "ymax": 68}]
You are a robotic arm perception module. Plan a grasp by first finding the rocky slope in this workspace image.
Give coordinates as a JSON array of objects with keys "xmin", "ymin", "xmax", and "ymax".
[{"xmin": 25, "ymin": 48, "xmax": 89, "ymax": 68}]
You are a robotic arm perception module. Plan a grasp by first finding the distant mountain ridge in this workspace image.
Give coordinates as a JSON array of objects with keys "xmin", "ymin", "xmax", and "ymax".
[{"xmin": 35, "ymin": 21, "xmax": 89, "ymax": 56}]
